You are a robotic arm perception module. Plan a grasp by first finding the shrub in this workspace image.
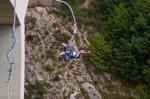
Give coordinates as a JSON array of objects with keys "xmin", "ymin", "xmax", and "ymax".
[
  {"xmin": 104, "ymin": 0, "xmax": 150, "ymax": 83},
  {"xmin": 88, "ymin": 35, "xmax": 112, "ymax": 71},
  {"xmin": 25, "ymin": 81, "xmax": 47, "ymax": 99},
  {"xmin": 133, "ymin": 85, "xmax": 150, "ymax": 99},
  {"xmin": 143, "ymin": 66, "xmax": 150, "ymax": 84},
  {"xmin": 46, "ymin": 64, "xmax": 54, "ymax": 74}
]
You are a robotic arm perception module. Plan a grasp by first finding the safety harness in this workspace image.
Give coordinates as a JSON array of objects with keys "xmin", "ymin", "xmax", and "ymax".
[{"xmin": 63, "ymin": 46, "xmax": 80, "ymax": 61}]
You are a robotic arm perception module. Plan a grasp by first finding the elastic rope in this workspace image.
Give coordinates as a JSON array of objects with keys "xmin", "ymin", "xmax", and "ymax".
[
  {"xmin": 69, "ymin": 35, "xmax": 75, "ymax": 45},
  {"xmin": 56, "ymin": 0, "xmax": 77, "ymax": 33},
  {"xmin": 56, "ymin": 0, "xmax": 78, "ymax": 47}
]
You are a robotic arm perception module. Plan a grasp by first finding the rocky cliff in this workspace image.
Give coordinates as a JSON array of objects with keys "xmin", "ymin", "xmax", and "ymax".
[{"xmin": 25, "ymin": 0, "xmax": 134, "ymax": 99}]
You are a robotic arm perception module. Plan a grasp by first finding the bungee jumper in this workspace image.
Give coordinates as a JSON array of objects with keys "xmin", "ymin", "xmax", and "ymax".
[
  {"xmin": 56, "ymin": 0, "xmax": 91, "ymax": 61},
  {"xmin": 59, "ymin": 43, "xmax": 91, "ymax": 61}
]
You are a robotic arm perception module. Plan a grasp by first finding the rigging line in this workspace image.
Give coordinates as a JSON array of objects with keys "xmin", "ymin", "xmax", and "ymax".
[
  {"xmin": 7, "ymin": 0, "xmax": 16, "ymax": 83},
  {"xmin": 56, "ymin": 0, "xmax": 77, "ymax": 33},
  {"xmin": 7, "ymin": 0, "xmax": 16, "ymax": 99}
]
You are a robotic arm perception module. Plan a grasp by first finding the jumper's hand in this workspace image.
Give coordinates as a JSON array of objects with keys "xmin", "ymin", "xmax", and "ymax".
[{"xmin": 62, "ymin": 43, "xmax": 67, "ymax": 47}]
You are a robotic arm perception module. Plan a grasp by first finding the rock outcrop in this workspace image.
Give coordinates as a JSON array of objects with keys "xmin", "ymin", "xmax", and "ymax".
[{"xmin": 25, "ymin": 1, "xmax": 133, "ymax": 99}]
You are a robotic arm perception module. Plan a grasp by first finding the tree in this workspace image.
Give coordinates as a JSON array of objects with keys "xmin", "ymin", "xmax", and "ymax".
[
  {"xmin": 88, "ymin": 35, "xmax": 112, "ymax": 71},
  {"xmin": 104, "ymin": 0, "xmax": 150, "ymax": 83}
]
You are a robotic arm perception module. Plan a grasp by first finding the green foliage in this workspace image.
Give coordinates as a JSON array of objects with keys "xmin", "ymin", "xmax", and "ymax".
[
  {"xmin": 88, "ymin": 35, "xmax": 112, "ymax": 70},
  {"xmin": 115, "ymin": 47, "xmax": 142, "ymax": 82},
  {"xmin": 96, "ymin": 0, "xmax": 132, "ymax": 16},
  {"xmin": 46, "ymin": 64, "xmax": 54, "ymax": 74},
  {"xmin": 133, "ymin": 85, "xmax": 150, "ymax": 99},
  {"xmin": 25, "ymin": 81, "xmax": 47, "ymax": 99},
  {"xmin": 95, "ymin": 0, "xmax": 119, "ymax": 15},
  {"xmin": 103, "ymin": 0, "xmax": 150, "ymax": 83},
  {"xmin": 143, "ymin": 66, "xmax": 150, "ymax": 84},
  {"xmin": 35, "ymin": 82, "xmax": 46, "ymax": 99}
]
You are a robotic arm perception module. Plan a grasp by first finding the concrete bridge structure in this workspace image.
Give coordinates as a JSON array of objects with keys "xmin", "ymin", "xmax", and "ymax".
[{"xmin": 0, "ymin": 0, "xmax": 29, "ymax": 99}]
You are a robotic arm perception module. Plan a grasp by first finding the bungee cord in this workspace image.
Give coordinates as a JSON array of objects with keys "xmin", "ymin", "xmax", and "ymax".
[
  {"xmin": 56, "ymin": 0, "xmax": 77, "ymax": 33},
  {"xmin": 56, "ymin": 0, "xmax": 77, "ymax": 47},
  {"xmin": 7, "ymin": 0, "xmax": 17, "ymax": 99}
]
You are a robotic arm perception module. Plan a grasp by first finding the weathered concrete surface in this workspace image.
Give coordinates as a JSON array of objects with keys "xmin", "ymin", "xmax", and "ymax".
[
  {"xmin": 0, "ymin": 0, "xmax": 29, "ymax": 99},
  {"xmin": 0, "ymin": 25, "xmax": 21, "ymax": 99},
  {"xmin": 0, "ymin": 0, "xmax": 29, "ymax": 24},
  {"xmin": 0, "ymin": 0, "xmax": 19, "ymax": 24},
  {"xmin": 10, "ymin": 0, "xmax": 29, "ymax": 24}
]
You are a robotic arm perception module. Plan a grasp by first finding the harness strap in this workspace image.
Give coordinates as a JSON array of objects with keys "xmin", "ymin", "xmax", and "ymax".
[
  {"xmin": 74, "ymin": 51, "xmax": 80, "ymax": 58},
  {"xmin": 65, "ymin": 51, "xmax": 80, "ymax": 59},
  {"xmin": 66, "ymin": 51, "xmax": 74, "ymax": 59}
]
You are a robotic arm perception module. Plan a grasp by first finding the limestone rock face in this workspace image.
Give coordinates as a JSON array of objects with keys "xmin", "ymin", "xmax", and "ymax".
[
  {"xmin": 81, "ymin": 82, "xmax": 101, "ymax": 99},
  {"xmin": 29, "ymin": 0, "xmax": 53, "ymax": 7},
  {"xmin": 25, "ymin": 1, "xmax": 133, "ymax": 99},
  {"xmin": 25, "ymin": 5, "xmax": 93, "ymax": 99}
]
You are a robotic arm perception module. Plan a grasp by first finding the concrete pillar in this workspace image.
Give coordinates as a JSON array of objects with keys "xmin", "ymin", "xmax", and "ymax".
[{"xmin": 0, "ymin": 0, "xmax": 29, "ymax": 99}]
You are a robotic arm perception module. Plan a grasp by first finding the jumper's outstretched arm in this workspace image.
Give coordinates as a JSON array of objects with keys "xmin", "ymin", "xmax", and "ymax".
[
  {"xmin": 59, "ymin": 51, "xmax": 65, "ymax": 56},
  {"xmin": 80, "ymin": 50, "xmax": 91, "ymax": 55}
]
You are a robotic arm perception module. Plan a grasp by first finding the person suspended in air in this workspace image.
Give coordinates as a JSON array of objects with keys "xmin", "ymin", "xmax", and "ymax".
[{"xmin": 59, "ymin": 43, "xmax": 91, "ymax": 61}]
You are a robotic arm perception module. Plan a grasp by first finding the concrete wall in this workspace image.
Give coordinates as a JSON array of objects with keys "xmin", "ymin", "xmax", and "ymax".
[
  {"xmin": 10, "ymin": 0, "xmax": 29, "ymax": 24},
  {"xmin": 0, "ymin": 25, "xmax": 21, "ymax": 99},
  {"xmin": 0, "ymin": 0, "xmax": 29, "ymax": 99},
  {"xmin": 0, "ymin": 0, "xmax": 19, "ymax": 24}
]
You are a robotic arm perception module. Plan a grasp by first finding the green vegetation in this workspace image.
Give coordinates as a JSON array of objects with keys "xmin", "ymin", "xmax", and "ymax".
[
  {"xmin": 34, "ymin": 82, "xmax": 46, "ymax": 99},
  {"xmin": 104, "ymin": 0, "xmax": 150, "ymax": 83},
  {"xmin": 133, "ymin": 85, "xmax": 150, "ymax": 99},
  {"xmin": 25, "ymin": 81, "xmax": 47, "ymax": 99},
  {"xmin": 80, "ymin": 0, "xmax": 150, "ymax": 98},
  {"xmin": 46, "ymin": 64, "xmax": 54, "ymax": 74},
  {"xmin": 88, "ymin": 35, "xmax": 112, "ymax": 71}
]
